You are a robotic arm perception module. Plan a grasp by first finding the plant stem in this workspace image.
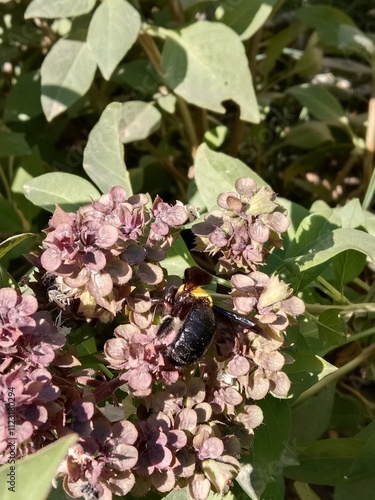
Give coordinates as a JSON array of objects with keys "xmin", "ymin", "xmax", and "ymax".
[
  {"xmin": 305, "ymin": 302, "xmax": 375, "ymax": 314},
  {"xmin": 316, "ymin": 276, "xmax": 350, "ymax": 304},
  {"xmin": 0, "ymin": 161, "xmax": 12, "ymax": 200},
  {"xmin": 292, "ymin": 342, "xmax": 375, "ymax": 407},
  {"xmin": 176, "ymin": 96, "xmax": 199, "ymax": 156},
  {"xmin": 167, "ymin": 0, "xmax": 184, "ymax": 23},
  {"xmin": 139, "ymin": 27, "xmax": 199, "ymax": 157}
]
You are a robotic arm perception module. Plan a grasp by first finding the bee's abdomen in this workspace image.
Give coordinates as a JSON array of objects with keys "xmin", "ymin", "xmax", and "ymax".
[{"xmin": 167, "ymin": 302, "xmax": 216, "ymax": 366}]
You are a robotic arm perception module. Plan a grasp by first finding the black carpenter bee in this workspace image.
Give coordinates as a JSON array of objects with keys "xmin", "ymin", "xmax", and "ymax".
[{"xmin": 157, "ymin": 267, "xmax": 267, "ymax": 367}]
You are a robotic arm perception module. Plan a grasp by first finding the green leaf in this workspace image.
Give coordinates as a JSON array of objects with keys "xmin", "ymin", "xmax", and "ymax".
[
  {"xmin": 335, "ymin": 477, "xmax": 375, "ymax": 500},
  {"xmin": 4, "ymin": 71, "xmax": 43, "ymax": 122},
  {"xmin": 294, "ymin": 32, "xmax": 323, "ymax": 77},
  {"xmin": 262, "ymin": 22, "xmax": 303, "ymax": 75},
  {"xmin": 87, "ymin": 0, "xmax": 141, "ymax": 80},
  {"xmin": 284, "ymin": 438, "xmax": 364, "ymax": 485},
  {"xmin": 283, "ymin": 349, "xmax": 337, "ymax": 399},
  {"xmin": 218, "ymin": 0, "xmax": 277, "ymax": 41},
  {"xmin": 41, "ymin": 39, "xmax": 97, "ymax": 121},
  {"xmin": 0, "ymin": 434, "xmax": 77, "ymax": 500},
  {"xmin": 288, "ymin": 228, "xmax": 375, "ymax": 272},
  {"xmin": 25, "ymin": 0, "xmax": 95, "ymax": 18},
  {"xmin": 0, "ymin": 198, "xmax": 23, "ymax": 232},
  {"xmin": 296, "ymin": 5, "xmax": 374, "ymax": 62},
  {"xmin": 0, "ymin": 233, "xmax": 35, "ymax": 260},
  {"xmin": 347, "ymin": 425, "xmax": 375, "ymax": 480},
  {"xmin": 283, "ymin": 121, "xmax": 333, "ymax": 149},
  {"xmin": 118, "ymin": 101, "xmax": 161, "ymax": 143},
  {"xmin": 0, "ymin": 131, "xmax": 31, "ymax": 157},
  {"xmin": 161, "ymin": 21, "xmax": 260, "ymax": 123},
  {"xmin": 194, "ymin": 144, "xmax": 267, "ymax": 210},
  {"xmin": 0, "ymin": 265, "xmax": 17, "ymax": 288},
  {"xmin": 333, "ymin": 250, "xmax": 367, "ymax": 287},
  {"xmin": 318, "ymin": 309, "xmax": 346, "ymax": 346},
  {"xmin": 290, "ymin": 383, "xmax": 336, "ymax": 444},
  {"xmin": 165, "ymin": 236, "xmax": 197, "ymax": 278},
  {"xmin": 23, "ymin": 173, "xmax": 100, "ymax": 212},
  {"xmin": 83, "ymin": 102, "xmax": 133, "ymax": 195},
  {"xmin": 245, "ymin": 397, "xmax": 291, "ymax": 499},
  {"xmin": 287, "ymin": 84, "xmax": 350, "ymax": 129}
]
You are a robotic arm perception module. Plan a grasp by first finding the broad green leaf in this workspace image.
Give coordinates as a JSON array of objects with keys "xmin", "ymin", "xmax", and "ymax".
[
  {"xmin": 294, "ymin": 32, "xmax": 323, "ymax": 77},
  {"xmin": 165, "ymin": 236, "xmax": 197, "ymax": 278},
  {"xmin": 217, "ymin": 0, "xmax": 277, "ymax": 40},
  {"xmin": 83, "ymin": 102, "xmax": 133, "ymax": 195},
  {"xmin": 296, "ymin": 5, "xmax": 374, "ymax": 62},
  {"xmin": 0, "ymin": 198, "xmax": 23, "ymax": 232},
  {"xmin": 0, "ymin": 233, "xmax": 35, "ymax": 260},
  {"xmin": 262, "ymin": 22, "xmax": 303, "ymax": 75},
  {"xmin": 0, "ymin": 265, "xmax": 17, "ymax": 288},
  {"xmin": 291, "ymin": 383, "xmax": 336, "ymax": 444},
  {"xmin": 283, "ymin": 350, "xmax": 337, "ymax": 399},
  {"xmin": 285, "ymin": 212, "xmax": 338, "ymax": 259},
  {"xmin": 335, "ymin": 477, "xmax": 375, "ymax": 500},
  {"xmin": 245, "ymin": 397, "xmax": 291, "ymax": 499},
  {"xmin": 0, "ymin": 131, "xmax": 31, "ymax": 157},
  {"xmin": 284, "ymin": 438, "xmax": 364, "ymax": 485},
  {"xmin": 118, "ymin": 101, "xmax": 161, "ymax": 143},
  {"xmin": 194, "ymin": 144, "xmax": 267, "ymax": 210},
  {"xmin": 25, "ymin": 0, "xmax": 95, "ymax": 18},
  {"xmin": 161, "ymin": 22, "xmax": 260, "ymax": 123},
  {"xmin": 288, "ymin": 228, "xmax": 375, "ymax": 272},
  {"xmin": 330, "ymin": 392, "xmax": 366, "ymax": 437},
  {"xmin": 4, "ymin": 71, "xmax": 43, "ymax": 122},
  {"xmin": 333, "ymin": 198, "xmax": 367, "ymax": 230},
  {"xmin": 87, "ymin": 0, "xmax": 141, "ymax": 80},
  {"xmin": 283, "ymin": 121, "xmax": 333, "ymax": 149},
  {"xmin": 23, "ymin": 173, "xmax": 100, "ymax": 212},
  {"xmin": 0, "ymin": 434, "xmax": 77, "ymax": 500},
  {"xmin": 318, "ymin": 309, "xmax": 346, "ymax": 346},
  {"xmin": 287, "ymin": 84, "xmax": 349, "ymax": 129},
  {"xmin": 41, "ymin": 39, "xmax": 97, "ymax": 121},
  {"xmin": 347, "ymin": 422, "xmax": 375, "ymax": 480},
  {"xmin": 333, "ymin": 250, "xmax": 367, "ymax": 288},
  {"xmin": 296, "ymin": 4, "xmax": 354, "ymax": 28}
]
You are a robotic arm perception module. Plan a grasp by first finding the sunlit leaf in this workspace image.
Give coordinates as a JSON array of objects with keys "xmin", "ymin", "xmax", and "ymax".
[
  {"xmin": 87, "ymin": 0, "xmax": 141, "ymax": 80},
  {"xmin": 25, "ymin": 0, "xmax": 95, "ymax": 18},
  {"xmin": 161, "ymin": 22, "xmax": 260, "ymax": 123},
  {"xmin": 0, "ymin": 434, "xmax": 77, "ymax": 500},
  {"xmin": 217, "ymin": 0, "xmax": 277, "ymax": 40},
  {"xmin": 195, "ymin": 144, "xmax": 267, "ymax": 210},
  {"xmin": 83, "ymin": 102, "xmax": 133, "ymax": 195},
  {"xmin": 24, "ymin": 173, "xmax": 100, "ymax": 212},
  {"xmin": 283, "ymin": 349, "xmax": 337, "ymax": 399},
  {"xmin": 41, "ymin": 39, "xmax": 97, "ymax": 121},
  {"xmin": 118, "ymin": 101, "xmax": 161, "ymax": 144}
]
